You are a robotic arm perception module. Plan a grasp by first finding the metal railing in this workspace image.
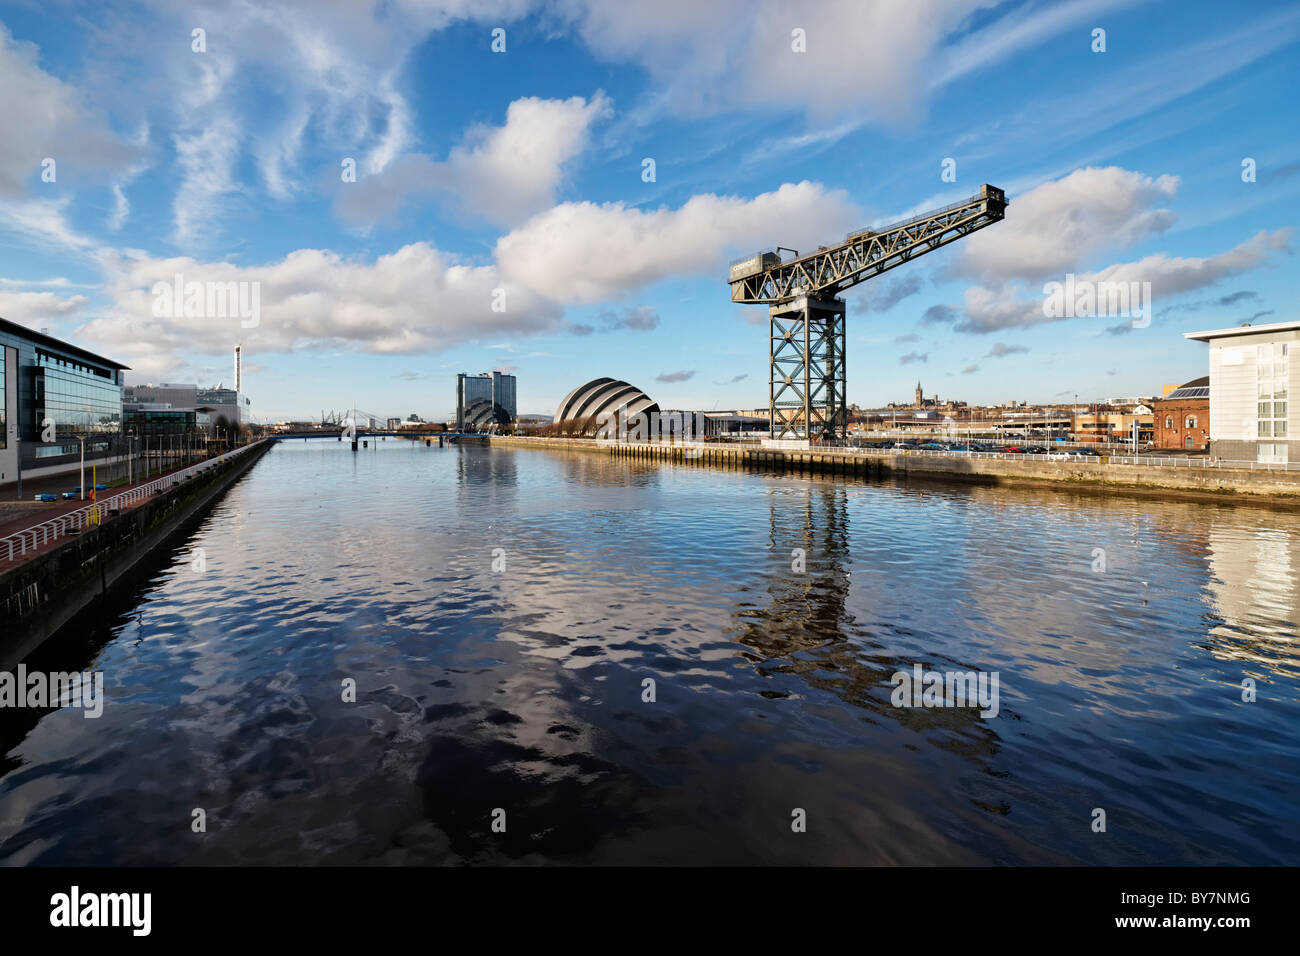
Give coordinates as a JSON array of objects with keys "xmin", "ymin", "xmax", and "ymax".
[
  {"xmin": 3, "ymin": 441, "xmax": 266, "ymax": 562},
  {"xmin": 838, "ymin": 446, "xmax": 1300, "ymax": 471},
  {"xmin": 617, "ymin": 439, "xmax": 1299, "ymax": 472},
  {"xmin": 1102, "ymin": 454, "xmax": 1300, "ymax": 471}
]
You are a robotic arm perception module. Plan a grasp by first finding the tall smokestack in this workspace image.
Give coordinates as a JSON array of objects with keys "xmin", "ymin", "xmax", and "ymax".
[{"xmin": 234, "ymin": 345, "xmax": 242, "ymax": 393}]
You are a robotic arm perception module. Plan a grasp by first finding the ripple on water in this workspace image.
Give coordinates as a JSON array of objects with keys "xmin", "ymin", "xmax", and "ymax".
[{"xmin": 0, "ymin": 440, "xmax": 1297, "ymax": 865}]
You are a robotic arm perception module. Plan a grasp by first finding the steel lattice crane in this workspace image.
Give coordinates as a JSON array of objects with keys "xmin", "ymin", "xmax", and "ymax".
[{"xmin": 728, "ymin": 184, "xmax": 1007, "ymax": 441}]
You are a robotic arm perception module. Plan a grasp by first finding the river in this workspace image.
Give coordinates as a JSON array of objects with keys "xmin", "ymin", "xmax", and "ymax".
[{"xmin": 1, "ymin": 437, "xmax": 1297, "ymax": 864}]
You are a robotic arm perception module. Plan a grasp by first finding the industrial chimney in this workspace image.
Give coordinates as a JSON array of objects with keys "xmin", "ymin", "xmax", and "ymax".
[{"xmin": 234, "ymin": 344, "xmax": 242, "ymax": 393}]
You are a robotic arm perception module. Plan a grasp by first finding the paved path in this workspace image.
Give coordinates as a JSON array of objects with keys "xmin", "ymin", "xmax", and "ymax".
[{"xmin": 0, "ymin": 459, "xmax": 207, "ymax": 568}]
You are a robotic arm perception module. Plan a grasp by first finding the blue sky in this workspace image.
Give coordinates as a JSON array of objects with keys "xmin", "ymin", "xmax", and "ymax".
[{"xmin": 0, "ymin": 0, "xmax": 1297, "ymax": 422}]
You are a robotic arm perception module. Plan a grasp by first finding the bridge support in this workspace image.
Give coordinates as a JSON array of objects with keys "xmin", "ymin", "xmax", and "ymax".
[{"xmin": 770, "ymin": 295, "xmax": 846, "ymax": 441}]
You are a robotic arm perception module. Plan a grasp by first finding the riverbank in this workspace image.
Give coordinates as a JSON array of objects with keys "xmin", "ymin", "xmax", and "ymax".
[
  {"xmin": 0, "ymin": 441, "xmax": 272, "ymax": 663},
  {"xmin": 489, "ymin": 435, "xmax": 1300, "ymax": 507}
]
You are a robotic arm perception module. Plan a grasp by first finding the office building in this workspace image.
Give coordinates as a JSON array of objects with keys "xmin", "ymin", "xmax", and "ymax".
[
  {"xmin": 125, "ymin": 383, "xmax": 248, "ymax": 431},
  {"xmin": 456, "ymin": 371, "xmax": 517, "ymax": 429},
  {"xmin": 196, "ymin": 386, "xmax": 248, "ymax": 427},
  {"xmin": 1185, "ymin": 320, "xmax": 1296, "ymax": 463},
  {"xmin": 1, "ymin": 317, "xmax": 129, "ymax": 485},
  {"xmin": 122, "ymin": 406, "xmax": 202, "ymax": 439}
]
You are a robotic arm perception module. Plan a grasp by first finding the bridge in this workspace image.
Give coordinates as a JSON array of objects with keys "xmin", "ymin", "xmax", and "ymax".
[{"xmin": 269, "ymin": 431, "xmax": 487, "ymax": 442}]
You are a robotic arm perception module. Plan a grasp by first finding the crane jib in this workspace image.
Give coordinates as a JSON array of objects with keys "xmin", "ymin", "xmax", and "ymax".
[{"xmin": 728, "ymin": 184, "xmax": 1007, "ymax": 305}]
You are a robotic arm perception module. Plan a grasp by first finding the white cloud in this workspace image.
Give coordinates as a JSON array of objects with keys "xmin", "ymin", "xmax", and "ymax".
[
  {"xmin": 442, "ymin": 94, "xmax": 612, "ymax": 224},
  {"xmin": 1077, "ymin": 229, "xmax": 1293, "ymax": 298},
  {"xmin": 496, "ymin": 180, "xmax": 859, "ymax": 302},
  {"xmin": 336, "ymin": 93, "xmax": 612, "ymax": 230},
  {"xmin": 75, "ymin": 176, "xmax": 858, "ymax": 374},
  {"xmin": 956, "ymin": 229, "xmax": 1293, "ymax": 333},
  {"xmin": 81, "ymin": 0, "xmax": 533, "ymax": 245},
  {"xmin": 109, "ymin": 185, "xmax": 130, "ymax": 231},
  {"xmin": 0, "ymin": 25, "xmax": 138, "ymax": 197},
  {"xmin": 956, "ymin": 166, "xmax": 1180, "ymax": 284},
  {"xmin": 80, "ymin": 243, "xmax": 562, "ymax": 378},
  {"xmin": 930, "ymin": 0, "xmax": 1137, "ymax": 89},
  {"xmin": 0, "ymin": 197, "xmax": 102, "ymax": 252},
  {"xmin": 0, "ymin": 290, "xmax": 89, "ymax": 325},
  {"xmin": 0, "ymin": 277, "xmax": 80, "ymax": 288},
  {"xmin": 172, "ymin": 120, "xmax": 242, "ymax": 244},
  {"xmin": 559, "ymin": 0, "xmax": 997, "ymax": 123}
]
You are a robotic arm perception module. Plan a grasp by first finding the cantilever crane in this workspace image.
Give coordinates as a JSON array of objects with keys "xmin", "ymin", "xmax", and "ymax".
[{"xmin": 728, "ymin": 184, "xmax": 1007, "ymax": 441}]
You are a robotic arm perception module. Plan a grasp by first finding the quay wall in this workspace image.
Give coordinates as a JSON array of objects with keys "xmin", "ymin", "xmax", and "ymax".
[{"xmin": 488, "ymin": 436, "xmax": 1300, "ymax": 504}]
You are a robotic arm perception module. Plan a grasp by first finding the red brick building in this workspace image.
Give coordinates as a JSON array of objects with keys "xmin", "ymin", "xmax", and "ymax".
[{"xmin": 1153, "ymin": 376, "xmax": 1209, "ymax": 450}]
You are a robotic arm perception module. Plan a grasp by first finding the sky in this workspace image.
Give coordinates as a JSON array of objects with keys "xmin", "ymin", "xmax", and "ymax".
[{"xmin": 0, "ymin": 0, "xmax": 1296, "ymax": 422}]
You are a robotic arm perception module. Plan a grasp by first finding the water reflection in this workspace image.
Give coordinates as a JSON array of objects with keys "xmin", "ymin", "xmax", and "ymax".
[
  {"xmin": 728, "ymin": 483, "xmax": 1005, "ymax": 764},
  {"xmin": 1203, "ymin": 523, "xmax": 1300, "ymax": 680},
  {"xmin": 0, "ymin": 439, "xmax": 1297, "ymax": 865}
]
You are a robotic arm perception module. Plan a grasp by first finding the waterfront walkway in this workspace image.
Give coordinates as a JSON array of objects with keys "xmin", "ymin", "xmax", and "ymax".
[{"xmin": 0, "ymin": 448, "xmax": 256, "ymax": 568}]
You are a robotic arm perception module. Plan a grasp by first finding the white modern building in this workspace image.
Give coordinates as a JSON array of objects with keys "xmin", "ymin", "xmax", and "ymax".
[{"xmin": 1185, "ymin": 320, "xmax": 1296, "ymax": 463}]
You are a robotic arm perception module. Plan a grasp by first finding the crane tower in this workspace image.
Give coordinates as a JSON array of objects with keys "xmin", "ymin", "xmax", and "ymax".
[{"xmin": 728, "ymin": 184, "xmax": 1007, "ymax": 441}]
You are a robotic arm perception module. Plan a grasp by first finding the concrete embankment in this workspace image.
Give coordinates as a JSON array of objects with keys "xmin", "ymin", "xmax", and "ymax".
[
  {"xmin": 0, "ymin": 441, "xmax": 273, "ymax": 663},
  {"xmin": 488, "ymin": 435, "xmax": 1300, "ymax": 506}
]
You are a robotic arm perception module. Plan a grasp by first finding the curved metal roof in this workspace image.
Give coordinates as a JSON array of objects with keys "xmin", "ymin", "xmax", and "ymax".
[{"xmin": 553, "ymin": 377, "xmax": 658, "ymax": 426}]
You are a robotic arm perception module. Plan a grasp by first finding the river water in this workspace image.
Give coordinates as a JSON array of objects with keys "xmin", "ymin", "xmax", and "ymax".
[{"xmin": 1, "ymin": 438, "xmax": 1297, "ymax": 865}]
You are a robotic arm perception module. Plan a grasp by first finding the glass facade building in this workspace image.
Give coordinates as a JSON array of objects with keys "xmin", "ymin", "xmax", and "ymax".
[
  {"xmin": 456, "ymin": 371, "xmax": 517, "ymax": 429},
  {"xmin": 123, "ymin": 408, "xmax": 200, "ymax": 437},
  {"xmin": 0, "ymin": 317, "xmax": 128, "ymax": 483},
  {"xmin": 35, "ymin": 350, "xmax": 123, "ymax": 437}
]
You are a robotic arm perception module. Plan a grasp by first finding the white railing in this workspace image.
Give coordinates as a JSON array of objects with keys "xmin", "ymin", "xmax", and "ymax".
[
  {"xmin": 1102, "ymin": 455, "xmax": 1300, "ymax": 471},
  {"xmin": 3, "ymin": 441, "xmax": 266, "ymax": 562},
  {"xmin": 838, "ymin": 446, "xmax": 1300, "ymax": 471}
]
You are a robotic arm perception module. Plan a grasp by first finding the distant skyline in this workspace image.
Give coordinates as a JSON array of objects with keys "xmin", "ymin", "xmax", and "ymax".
[{"xmin": 0, "ymin": 0, "xmax": 1296, "ymax": 422}]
